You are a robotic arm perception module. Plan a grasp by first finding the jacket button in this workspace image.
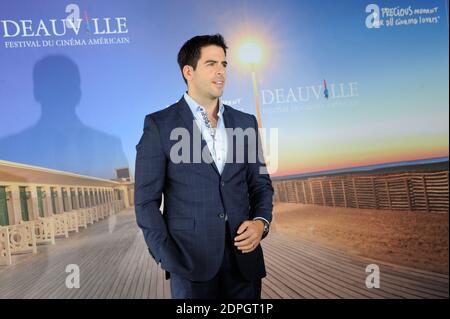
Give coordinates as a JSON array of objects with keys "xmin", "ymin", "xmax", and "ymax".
[
  {"xmin": 221, "ymin": 181, "xmax": 225, "ymax": 187},
  {"xmin": 218, "ymin": 213, "xmax": 225, "ymax": 219}
]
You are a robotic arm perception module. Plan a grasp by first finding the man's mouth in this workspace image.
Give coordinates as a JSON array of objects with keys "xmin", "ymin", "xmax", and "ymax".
[{"xmin": 212, "ymin": 80, "xmax": 224, "ymax": 88}]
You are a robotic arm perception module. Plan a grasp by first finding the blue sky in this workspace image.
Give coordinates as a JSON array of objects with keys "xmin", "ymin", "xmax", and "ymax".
[{"xmin": 0, "ymin": 0, "xmax": 448, "ymax": 178}]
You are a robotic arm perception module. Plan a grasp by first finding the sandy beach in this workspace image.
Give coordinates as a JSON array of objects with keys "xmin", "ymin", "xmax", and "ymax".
[{"xmin": 271, "ymin": 202, "xmax": 449, "ymax": 274}]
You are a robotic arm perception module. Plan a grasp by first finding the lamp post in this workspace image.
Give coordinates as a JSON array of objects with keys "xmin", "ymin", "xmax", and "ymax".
[
  {"xmin": 250, "ymin": 64, "xmax": 263, "ymax": 129},
  {"xmin": 238, "ymin": 41, "xmax": 263, "ymax": 128},
  {"xmin": 238, "ymin": 41, "xmax": 269, "ymax": 168}
]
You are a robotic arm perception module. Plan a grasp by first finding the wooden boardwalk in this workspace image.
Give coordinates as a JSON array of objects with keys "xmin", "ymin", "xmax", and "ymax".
[{"xmin": 0, "ymin": 208, "xmax": 447, "ymax": 299}]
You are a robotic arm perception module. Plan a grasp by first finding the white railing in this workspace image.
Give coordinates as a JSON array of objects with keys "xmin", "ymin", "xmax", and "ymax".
[
  {"xmin": 94, "ymin": 207, "xmax": 99, "ymax": 222},
  {"xmin": 86, "ymin": 208, "xmax": 94, "ymax": 225},
  {"xmin": 0, "ymin": 199, "xmax": 128, "ymax": 266},
  {"xmin": 87, "ymin": 207, "xmax": 99, "ymax": 223},
  {"xmin": 65, "ymin": 212, "xmax": 79, "ymax": 233},
  {"xmin": 0, "ymin": 227, "xmax": 12, "ymax": 266},
  {"xmin": 8, "ymin": 222, "xmax": 37, "ymax": 255},
  {"xmin": 112, "ymin": 201, "xmax": 123, "ymax": 214},
  {"xmin": 104, "ymin": 204, "xmax": 110, "ymax": 217},
  {"xmin": 77, "ymin": 209, "xmax": 88, "ymax": 229},
  {"xmin": 106, "ymin": 202, "xmax": 113, "ymax": 216},
  {"xmin": 34, "ymin": 217, "xmax": 56, "ymax": 245},
  {"xmin": 52, "ymin": 214, "xmax": 69, "ymax": 238},
  {"xmin": 98, "ymin": 205, "xmax": 104, "ymax": 220}
]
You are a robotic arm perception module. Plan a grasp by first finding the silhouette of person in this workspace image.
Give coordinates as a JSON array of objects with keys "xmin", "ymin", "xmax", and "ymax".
[{"xmin": 0, "ymin": 54, "xmax": 128, "ymax": 179}]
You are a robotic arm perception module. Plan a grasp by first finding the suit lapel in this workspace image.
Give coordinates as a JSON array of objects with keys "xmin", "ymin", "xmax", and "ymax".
[
  {"xmin": 221, "ymin": 104, "xmax": 236, "ymax": 180},
  {"xmin": 175, "ymin": 96, "xmax": 220, "ymax": 176}
]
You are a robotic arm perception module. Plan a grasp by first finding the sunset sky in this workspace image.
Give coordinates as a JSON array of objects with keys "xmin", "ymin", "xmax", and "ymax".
[{"xmin": 1, "ymin": 0, "xmax": 448, "ymax": 178}]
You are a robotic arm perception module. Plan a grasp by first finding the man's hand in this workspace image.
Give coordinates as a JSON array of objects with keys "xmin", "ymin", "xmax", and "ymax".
[{"xmin": 234, "ymin": 220, "xmax": 265, "ymax": 253}]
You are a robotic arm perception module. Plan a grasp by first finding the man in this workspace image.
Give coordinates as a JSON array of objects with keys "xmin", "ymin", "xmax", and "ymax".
[{"xmin": 135, "ymin": 34, "xmax": 273, "ymax": 299}]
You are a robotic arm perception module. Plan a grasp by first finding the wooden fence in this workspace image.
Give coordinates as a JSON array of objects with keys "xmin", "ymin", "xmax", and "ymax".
[{"xmin": 273, "ymin": 171, "xmax": 449, "ymax": 213}]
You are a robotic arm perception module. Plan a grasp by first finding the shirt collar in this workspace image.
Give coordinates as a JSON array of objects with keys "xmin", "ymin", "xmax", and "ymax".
[{"xmin": 183, "ymin": 92, "xmax": 224, "ymax": 118}]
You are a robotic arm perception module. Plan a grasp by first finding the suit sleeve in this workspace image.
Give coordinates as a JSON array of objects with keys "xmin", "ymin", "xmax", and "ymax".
[
  {"xmin": 246, "ymin": 115, "xmax": 274, "ymax": 230},
  {"xmin": 134, "ymin": 115, "xmax": 168, "ymax": 263}
]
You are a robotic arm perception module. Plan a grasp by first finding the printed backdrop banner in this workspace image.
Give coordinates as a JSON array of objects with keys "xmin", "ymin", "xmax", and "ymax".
[{"xmin": 0, "ymin": 0, "xmax": 448, "ymax": 179}]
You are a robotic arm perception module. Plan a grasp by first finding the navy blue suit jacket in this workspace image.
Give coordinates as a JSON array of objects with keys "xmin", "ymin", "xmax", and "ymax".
[{"xmin": 134, "ymin": 96, "xmax": 273, "ymax": 282}]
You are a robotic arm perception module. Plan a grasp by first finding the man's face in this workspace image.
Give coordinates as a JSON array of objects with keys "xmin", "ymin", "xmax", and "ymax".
[{"xmin": 188, "ymin": 45, "xmax": 227, "ymax": 100}]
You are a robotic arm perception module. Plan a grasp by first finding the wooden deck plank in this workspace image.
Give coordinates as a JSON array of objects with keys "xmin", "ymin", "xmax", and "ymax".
[
  {"xmin": 268, "ymin": 236, "xmax": 449, "ymax": 293},
  {"xmin": 267, "ymin": 239, "xmax": 448, "ymax": 298},
  {"xmin": 69, "ymin": 221, "xmax": 134, "ymax": 299},
  {"xmin": 265, "ymin": 259, "xmax": 328, "ymax": 298},
  {"xmin": 107, "ymin": 232, "xmax": 143, "ymax": 298},
  {"xmin": 119, "ymin": 235, "xmax": 143, "ymax": 298},
  {"xmin": 134, "ymin": 251, "xmax": 149, "ymax": 299},
  {"xmin": 266, "ymin": 240, "xmax": 439, "ymax": 298},
  {"xmin": 0, "ymin": 208, "xmax": 447, "ymax": 299},
  {"xmin": 273, "ymin": 234, "xmax": 449, "ymax": 283},
  {"xmin": 77, "ymin": 237, "xmax": 126, "ymax": 298},
  {"xmin": 96, "ymin": 237, "xmax": 141, "ymax": 298},
  {"xmin": 265, "ymin": 249, "xmax": 370, "ymax": 299},
  {"xmin": 149, "ymin": 254, "xmax": 159, "ymax": 299},
  {"xmin": 265, "ymin": 243, "xmax": 379, "ymax": 298},
  {"xmin": 265, "ymin": 243, "xmax": 390, "ymax": 297},
  {"xmin": 264, "ymin": 243, "xmax": 398, "ymax": 299},
  {"xmin": 261, "ymin": 282, "xmax": 281, "ymax": 299}
]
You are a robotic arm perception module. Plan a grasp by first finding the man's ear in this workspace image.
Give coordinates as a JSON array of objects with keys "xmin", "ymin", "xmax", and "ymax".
[{"xmin": 182, "ymin": 65, "xmax": 193, "ymax": 82}]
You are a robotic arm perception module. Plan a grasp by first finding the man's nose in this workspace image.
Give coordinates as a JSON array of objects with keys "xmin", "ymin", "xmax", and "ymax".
[{"xmin": 216, "ymin": 65, "xmax": 226, "ymax": 76}]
